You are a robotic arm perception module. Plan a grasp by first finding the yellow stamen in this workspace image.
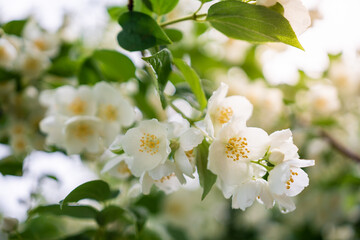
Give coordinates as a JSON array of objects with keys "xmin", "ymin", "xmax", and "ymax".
[
  {"xmin": 225, "ymin": 137, "xmax": 249, "ymax": 161},
  {"xmin": 139, "ymin": 133, "xmax": 160, "ymax": 156}
]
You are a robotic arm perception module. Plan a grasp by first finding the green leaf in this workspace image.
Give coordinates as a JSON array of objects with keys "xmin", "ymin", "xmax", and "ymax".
[
  {"xmin": 206, "ymin": 1, "xmax": 303, "ymax": 50},
  {"xmin": 0, "ymin": 156, "xmax": 23, "ymax": 176},
  {"xmin": 60, "ymin": 180, "xmax": 111, "ymax": 208},
  {"xmin": 78, "ymin": 57, "xmax": 103, "ymax": 85},
  {"xmin": 196, "ymin": 140, "xmax": 217, "ymax": 200},
  {"xmin": 2, "ymin": 20, "xmax": 27, "ymax": 36},
  {"xmin": 48, "ymin": 57, "xmax": 79, "ymax": 77},
  {"xmin": 0, "ymin": 68, "xmax": 20, "ymax": 82},
  {"xmin": 107, "ymin": 6, "xmax": 128, "ymax": 21},
  {"xmin": 269, "ymin": 2, "xmax": 285, "ymax": 15},
  {"xmin": 143, "ymin": 49, "xmax": 172, "ymax": 108},
  {"xmin": 93, "ymin": 49, "xmax": 136, "ymax": 82},
  {"xmin": 142, "ymin": 0, "xmax": 179, "ymax": 15},
  {"xmin": 95, "ymin": 205, "xmax": 126, "ymax": 226},
  {"xmin": 173, "ymin": 58, "xmax": 207, "ymax": 110},
  {"xmin": 164, "ymin": 29, "xmax": 183, "ymax": 42},
  {"xmin": 30, "ymin": 204, "xmax": 99, "ymax": 219},
  {"xmin": 117, "ymin": 11, "xmax": 172, "ymax": 51}
]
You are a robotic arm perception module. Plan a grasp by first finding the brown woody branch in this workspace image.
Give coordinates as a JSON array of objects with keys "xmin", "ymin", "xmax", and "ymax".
[{"xmin": 320, "ymin": 130, "xmax": 360, "ymax": 163}]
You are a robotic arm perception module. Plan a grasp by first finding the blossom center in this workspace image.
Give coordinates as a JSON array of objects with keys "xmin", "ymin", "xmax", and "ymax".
[
  {"xmin": 34, "ymin": 39, "xmax": 47, "ymax": 51},
  {"xmin": 225, "ymin": 137, "xmax": 249, "ymax": 161},
  {"xmin": 117, "ymin": 161, "xmax": 131, "ymax": 175},
  {"xmin": 139, "ymin": 133, "xmax": 160, "ymax": 155},
  {"xmin": 99, "ymin": 104, "xmax": 117, "ymax": 121},
  {"xmin": 217, "ymin": 107, "xmax": 233, "ymax": 124},
  {"xmin": 74, "ymin": 123, "xmax": 94, "ymax": 141},
  {"xmin": 185, "ymin": 149, "xmax": 195, "ymax": 165},
  {"xmin": 286, "ymin": 169, "xmax": 298, "ymax": 189},
  {"xmin": 69, "ymin": 97, "xmax": 86, "ymax": 115},
  {"xmin": 24, "ymin": 57, "xmax": 40, "ymax": 71}
]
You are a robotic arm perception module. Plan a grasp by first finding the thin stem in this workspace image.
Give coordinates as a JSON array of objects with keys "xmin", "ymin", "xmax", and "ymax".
[
  {"xmin": 160, "ymin": 13, "xmax": 207, "ymax": 27},
  {"xmin": 169, "ymin": 101, "xmax": 213, "ymax": 141},
  {"xmin": 169, "ymin": 101, "xmax": 194, "ymax": 125},
  {"xmin": 251, "ymin": 160, "xmax": 273, "ymax": 171},
  {"xmin": 320, "ymin": 130, "xmax": 360, "ymax": 163},
  {"xmin": 193, "ymin": 2, "xmax": 204, "ymax": 15}
]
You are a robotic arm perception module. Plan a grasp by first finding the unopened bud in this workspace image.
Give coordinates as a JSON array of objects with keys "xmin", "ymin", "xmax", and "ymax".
[{"xmin": 269, "ymin": 149, "xmax": 285, "ymax": 165}]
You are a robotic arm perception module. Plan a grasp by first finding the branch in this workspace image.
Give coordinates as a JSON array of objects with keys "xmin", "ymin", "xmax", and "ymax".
[
  {"xmin": 128, "ymin": 0, "xmax": 134, "ymax": 12},
  {"xmin": 320, "ymin": 130, "xmax": 360, "ymax": 163}
]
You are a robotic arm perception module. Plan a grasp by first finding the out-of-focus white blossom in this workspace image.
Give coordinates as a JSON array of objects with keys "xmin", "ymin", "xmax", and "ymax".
[
  {"xmin": 0, "ymin": 38, "xmax": 17, "ymax": 69},
  {"xmin": 64, "ymin": 116, "xmax": 102, "ymax": 155}
]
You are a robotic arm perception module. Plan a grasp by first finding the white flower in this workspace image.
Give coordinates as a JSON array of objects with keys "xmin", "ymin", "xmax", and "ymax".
[
  {"xmin": 168, "ymin": 122, "xmax": 203, "ymax": 178},
  {"xmin": 140, "ymin": 163, "xmax": 182, "ymax": 195},
  {"xmin": 64, "ymin": 116, "xmax": 102, "ymax": 155},
  {"xmin": 94, "ymin": 82, "xmax": 135, "ymax": 146},
  {"xmin": 208, "ymin": 118, "xmax": 269, "ymax": 186},
  {"xmin": 308, "ymin": 84, "xmax": 341, "ymax": 114},
  {"xmin": 16, "ymin": 48, "xmax": 50, "ymax": 78},
  {"xmin": 257, "ymin": 0, "xmax": 311, "ymax": 36},
  {"xmin": 54, "ymin": 85, "xmax": 97, "ymax": 117},
  {"xmin": 222, "ymin": 164, "xmax": 274, "ymax": 211},
  {"xmin": 268, "ymin": 129, "xmax": 299, "ymax": 165},
  {"xmin": 101, "ymin": 154, "xmax": 132, "ymax": 179},
  {"xmin": 268, "ymin": 159, "xmax": 314, "ymax": 197},
  {"xmin": 39, "ymin": 115, "xmax": 68, "ymax": 147},
  {"xmin": 121, "ymin": 119, "xmax": 171, "ymax": 177},
  {"xmin": 0, "ymin": 38, "xmax": 17, "ymax": 69},
  {"xmin": 205, "ymin": 83, "xmax": 253, "ymax": 137}
]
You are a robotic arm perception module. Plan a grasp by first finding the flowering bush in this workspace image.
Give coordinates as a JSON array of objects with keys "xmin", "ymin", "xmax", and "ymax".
[{"xmin": 0, "ymin": 0, "xmax": 360, "ymax": 239}]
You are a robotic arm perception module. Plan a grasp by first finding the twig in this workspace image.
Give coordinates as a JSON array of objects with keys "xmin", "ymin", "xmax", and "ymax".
[
  {"xmin": 320, "ymin": 130, "xmax": 360, "ymax": 163},
  {"xmin": 128, "ymin": 0, "xmax": 134, "ymax": 12}
]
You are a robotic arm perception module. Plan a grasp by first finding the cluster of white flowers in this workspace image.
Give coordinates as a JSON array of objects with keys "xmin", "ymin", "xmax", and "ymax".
[
  {"xmin": 0, "ymin": 21, "xmax": 59, "ymax": 79},
  {"xmin": 39, "ymin": 81, "xmax": 135, "ymax": 155},
  {"xmin": 105, "ymin": 119, "xmax": 203, "ymax": 194},
  {"xmin": 206, "ymin": 83, "xmax": 314, "ymax": 213},
  {"xmin": 104, "ymin": 82, "xmax": 314, "ymax": 213}
]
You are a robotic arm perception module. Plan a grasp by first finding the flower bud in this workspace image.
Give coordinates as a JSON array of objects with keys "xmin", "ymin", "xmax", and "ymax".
[{"xmin": 269, "ymin": 149, "xmax": 285, "ymax": 165}]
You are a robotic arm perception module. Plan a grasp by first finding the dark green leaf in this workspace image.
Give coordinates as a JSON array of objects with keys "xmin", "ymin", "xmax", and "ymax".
[
  {"xmin": 0, "ymin": 156, "xmax": 23, "ymax": 176},
  {"xmin": 143, "ymin": 49, "xmax": 172, "ymax": 108},
  {"xmin": 196, "ymin": 140, "xmax": 217, "ymax": 200},
  {"xmin": 142, "ymin": 0, "xmax": 179, "ymax": 15},
  {"xmin": 60, "ymin": 180, "xmax": 111, "ymax": 208},
  {"xmin": 173, "ymin": 58, "xmax": 207, "ymax": 110},
  {"xmin": 107, "ymin": 6, "xmax": 128, "ymax": 21},
  {"xmin": 164, "ymin": 29, "xmax": 183, "ymax": 42},
  {"xmin": 95, "ymin": 205, "xmax": 126, "ymax": 226},
  {"xmin": 138, "ymin": 228, "xmax": 162, "ymax": 240},
  {"xmin": 2, "ymin": 20, "xmax": 27, "ymax": 36},
  {"xmin": 30, "ymin": 204, "xmax": 99, "ymax": 219},
  {"xmin": 206, "ymin": 1, "xmax": 303, "ymax": 50},
  {"xmin": 0, "ymin": 68, "xmax": 20, "ymax": 82},
  {"xmin": 134, "ymin": 190, "xmax": 165, "ymax": 214},
  {"xmin": 93, "ymin": 49, "xmax": 136, "ymax": 82},
  {"xmin": 129, "ymin": 207, "xmax": 148, "ymax": 233},
  {"xmin": 117, "ymin": 12, "xmax": 172, "ymax": 51},
  {"xmin": 78, "ymin": 57, "xmax": 103, "ymax": 85}
]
